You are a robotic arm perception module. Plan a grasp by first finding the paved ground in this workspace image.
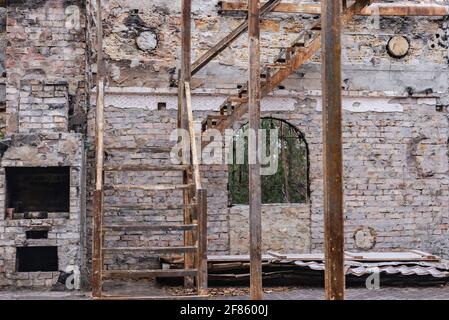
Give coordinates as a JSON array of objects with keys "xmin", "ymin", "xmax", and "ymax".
[
  {"xmin": 1, "ymin": 285, "xmax": 449, "ymax": 300},
  {"xmin": 218, "ymin": 285, "xmax": 449, "ymax": 300}
]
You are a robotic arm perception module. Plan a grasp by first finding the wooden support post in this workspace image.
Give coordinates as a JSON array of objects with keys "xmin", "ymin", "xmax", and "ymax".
[
  {"xmin": 196, "ymin": 189, "xmax": 208, "ymax": 295},
  {"xmin": 92, "ymin": 0, "xmax": 105, "ymax": 299},
  {"xmin": 321, "ymin": 0, "xmax": 345, "ymax": 300},
  {"xmin": 248, "ymin": 0, "xmax": 263, "ymax": 300},
  {"xmin": 181, "ymin": 0, "xmax": 195, "ymax": 288}
]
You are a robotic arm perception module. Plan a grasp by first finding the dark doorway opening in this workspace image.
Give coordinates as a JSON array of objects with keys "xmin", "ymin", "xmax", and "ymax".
[
  {"xmin": 6, "ymin": 167, "xmax": 70, "ymax": 213},
  {"xmin": 16, "ymin": 246, "xmax": 58, "ymax": 272}
]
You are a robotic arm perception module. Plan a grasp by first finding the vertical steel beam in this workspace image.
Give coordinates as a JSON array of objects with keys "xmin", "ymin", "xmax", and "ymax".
[
  {"xmin": 321, "ymin": 0, "xmax": 345, "ymax": 300},
  {"xmin": 181, "ymin": 0, "xmax": 195, "ymax": 288},
  {"xmin": 248, "ymin": 0, "xmax": 263, "ymax": 300},
  {"xmin": 92, "ymin": 0, "xmax": 105, "ymax": 298}
]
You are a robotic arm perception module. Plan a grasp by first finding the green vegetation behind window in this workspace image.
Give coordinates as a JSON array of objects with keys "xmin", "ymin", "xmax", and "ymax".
[{"xmin": 229, "ymin": 118, "xmax": 308, "ymax": 205}]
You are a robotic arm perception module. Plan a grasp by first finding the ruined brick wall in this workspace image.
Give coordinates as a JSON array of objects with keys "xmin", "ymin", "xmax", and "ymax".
[
  {"xmin": 229, "ymin": 204, "xmax": 311, "ymax": 255},
  {"xmin": 0, "ymin": 5, "xmax": 6, "ymax": 136},
  {"xmin": 6, "ymin": 0, "xmax": 87, "ymax": 134},
  {"xmin": 0, "ymin": 0, "xmax": 87, "ymax": 289},
  {"xmin": 85, "ymin": 100, "xmax": 230, "ymax": 271}
]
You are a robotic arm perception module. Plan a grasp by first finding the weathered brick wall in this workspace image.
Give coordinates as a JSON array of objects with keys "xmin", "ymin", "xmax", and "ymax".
[
  {"xmin": 0, "ymin": 0, "xmax": 87, "ymax": 289},
  {"xmin": 0, "ymin": 133, "xmax": 85, "ymax": 289},
  {"xmin": 85, "ymin": 102, "xmax": 230, "ymax": 271},
  {"xmin": 6, "ymin": 0, "xmax": 86, "ymax": 134},
  {"xmin": 100, "ymin": 91, "xmax": 449, "ymax": 259},
  {"xmin": 229, "ymin": 204, "xmax": 311, "ymax": 255},
  {"xmin": 17, "ymin": 80, "xmax": 69, "ymax": 133}
]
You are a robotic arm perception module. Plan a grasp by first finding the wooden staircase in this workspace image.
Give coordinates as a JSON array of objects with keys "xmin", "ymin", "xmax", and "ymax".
[
  {"xmin": 200, "ymin": 0, "xmax": 372, "ymax": 147},
  {"xmin": 92, "ymin": 84, "xmax": 208, "ymax": 300}
]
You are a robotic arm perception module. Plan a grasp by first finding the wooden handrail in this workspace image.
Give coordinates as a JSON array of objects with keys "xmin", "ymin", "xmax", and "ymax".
[
  {"xmin": 184, "ymin": 82, "xmax": 202, "ymax": 190},
  {"xmin": 191, "ymin": 0, "xmax": 282, "ymax": 75}
]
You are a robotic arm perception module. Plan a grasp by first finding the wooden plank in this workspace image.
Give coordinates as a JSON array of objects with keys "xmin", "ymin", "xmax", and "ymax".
[
  {"xmin": 218, "ymin": 1, "xmax": 449, "ymax": 16},
  {"xmin": 196, "ymin": 189, "xmax": 208, "ymax": 295},
  {"xmin": 322, "ymin": 0, "xmax": 345, "ymax": 301},
  {"xmin": 92, "ymin": 0, "xmax": 105, "ymax": 299},
  {"xmin": 208, "ymin": 255, "xmax": 274, "ymax": 262},
  {"xmin": 346, "ymin": 251, "xmax": 440, "ymax": 262},
  {"xmin": 103, "ymin": 246, "xmax": 197, "ymax": 253},
  {"xmin": 191, "ymin": 0, "xmax": 282, "ymax": 75},
  {"xmin": 248, "ymin": 0, "xmax": 263, "ymax": 301},
  {"xmin": 267, "ymin": 251, "xmax": 287, "ymax": 259},
  {"xmin": 103, "ymin": 224, "xmax": 198, "ymax": 232},
  {"xmin": 185, "ymin": 82, "xmax": 202, "ymax": 190},
  {"xmin": 92, "ymin": 191, "xmax": 103, "ymax": 298},
  {"xmin": 104, "ymin": 183, "xmax": 194, "ymax": 191},
  {"xmin": 104, "ymin": 146, "xmax": 172, "ymax": 153},
  {"xmin": 102, "ymin": 269, "xmax": 198, "ymax": 280},
  {"xmin": 360, "ymin": 4, "xmax": 449, "ymax": 16},
  {"xmin": 219, "ymin": 1, "xmax": 321, "ymax": 14},
  {"xmin": 181, "ymin": 1, "xmax": 195, "ymax": 289},
  {"xmin": 103, "ymin": 203, "xmax": 195, "ymax": 210},
  {"xmin": 410, "ymin": 250, "xmax": 439, "ymax": 260},
  {"xmin": 103, "ymin": 164, "xmax": 190, "ymax": 172},
  {"xmin": 96, "ymin": 295, "xmax": 208, "ymax": 300}
]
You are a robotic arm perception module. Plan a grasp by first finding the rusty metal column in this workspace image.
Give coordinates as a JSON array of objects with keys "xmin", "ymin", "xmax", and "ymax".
[
  {"xmin": 248, "ymin": 0, "xmax": 263, "ymax": 300},
  {"xmin": 321, "ymin": 0, "xmax": 345, "ymax": 300}
]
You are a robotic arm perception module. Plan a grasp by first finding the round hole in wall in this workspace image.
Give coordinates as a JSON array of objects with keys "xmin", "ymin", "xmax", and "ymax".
[
  {"xmin": 353, "ymin": 226, "xmax": 377, "ymax": 251},
  {"xmin": 387, "ymin": 36, "xmax": 410, "ymax": 59}
]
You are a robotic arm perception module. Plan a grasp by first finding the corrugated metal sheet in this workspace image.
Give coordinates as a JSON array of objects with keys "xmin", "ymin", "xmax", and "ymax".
[{"xmin": 289, "ymin": 260, "xmax": 449, "ymax": 278}]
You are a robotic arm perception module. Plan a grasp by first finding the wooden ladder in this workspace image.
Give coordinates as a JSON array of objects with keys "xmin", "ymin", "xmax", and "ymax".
[
  {"xmin": 200, "ymin": 0, "xmax": 372, "ymax": 148},
  {"xmin": 92, "ymin": 79, "xmax": 208, "ymax": 299}
]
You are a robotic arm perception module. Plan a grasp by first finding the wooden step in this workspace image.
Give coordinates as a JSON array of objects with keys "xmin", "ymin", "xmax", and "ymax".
[
  {"xmin": 103, "ymin": 223, "xmax": 197, "ymax": 231},
  {"xmin": 102, "ymin": 269, "xmax": 198, "ymax": 280},
  {"xmin": 104, "ymin": 164, "xmax": 190, "ymax": 172},
  {"xmin": 95, "ymin": 294, "xmax": 208, "ymax": 300},
  {"xmin": 103, "ymin": 203, "xmax": 195, "ymax": 211},
  {"xmin": 266, "ymin": 62, "xmax": 288, "ymax": 69},
  {"xmin": 102, "ymin": 246, "xmax": 198, "ymax": 253},
  {"xmin": 104, "ymin": 183, "xmax": 194, "ymax": 191},
  {"xmin": 228, "ymin": 96, "xmax": 248, "ymax": 103},
  {"xmin": 105, "ymin": 146, "xmax": 172, "ymax": 153}
]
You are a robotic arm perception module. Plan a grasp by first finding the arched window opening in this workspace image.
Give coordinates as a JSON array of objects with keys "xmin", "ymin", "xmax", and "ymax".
[{"xmin": 228, "ymin": 118, "xmax": 309, "ymax": 205}]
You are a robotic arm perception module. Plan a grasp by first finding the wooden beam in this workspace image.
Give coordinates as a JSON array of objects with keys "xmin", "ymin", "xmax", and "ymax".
[
  {"xmin": 219, "ymin": 1, "xmax": 321, "ymax": 15},
  {"xmin": 196, "ymin": 189, "xmax": 208, "ymax": 295},
  {"xmin": 192, "ymin": 0, "xmax": 281, "ymax": 75},
  {"xmin": 248, "ymin": 0, "xmax": 263, "ymax": 301},
  {"xmin": 360, "ymin": 4, "xmax": 449, "ymax": 16},
  {"xmin": 185, "ymin": 82, "xmax": 202, "ymax": 190},
  {"xmin": 322, "ymin": 0, "xmax": 345, "ymax": 300},
  {"xmin": 219, "ymin": 1, "xmax": 449, "ymax": 16},
  {"xmin": 181, "ymin": 0, "xmax": 195, "ymax": 289},
  {"xmin": 92, "ymin": 0, "xmax": 105, "ymax": 299}
]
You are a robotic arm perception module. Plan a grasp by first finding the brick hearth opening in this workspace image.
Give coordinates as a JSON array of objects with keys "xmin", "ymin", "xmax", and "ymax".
[
  {"xmin": 16, "ymin": 247, "xmax": 58, "ymax": 272},
  {"xmin": 5, "ymin": 167, "xmax": 70, "ymax": 215}
]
